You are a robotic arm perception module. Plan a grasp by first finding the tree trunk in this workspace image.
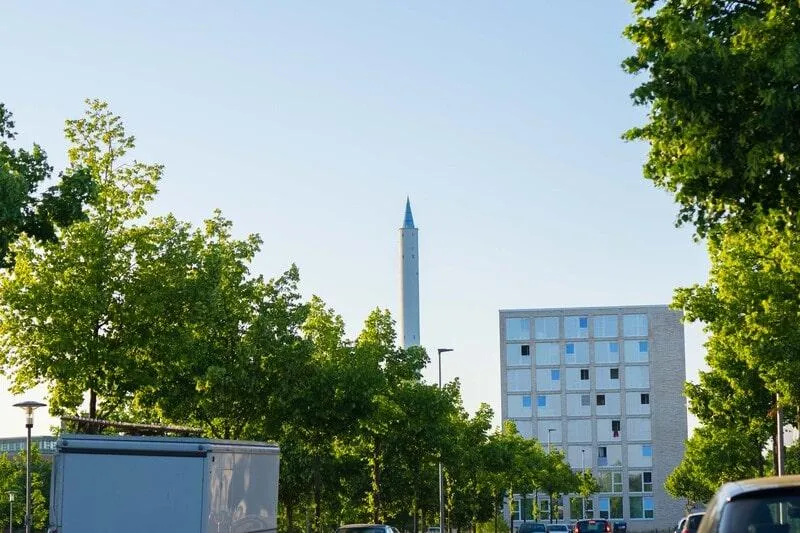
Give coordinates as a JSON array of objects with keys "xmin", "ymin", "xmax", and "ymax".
[
  {"xmin": 371, "ymin": 437, "xmax": 382, "ymax": 523},
  {"xmin": 314, "ymin": 455, "xmax": 322, "ymax": 533},
  {"xmin": 287, "ymin": 503, "xmax": 294, "ymax": 533},
  {"xmin": 89, "ymin": 388, "xmax": 97, "ymax": 419}
]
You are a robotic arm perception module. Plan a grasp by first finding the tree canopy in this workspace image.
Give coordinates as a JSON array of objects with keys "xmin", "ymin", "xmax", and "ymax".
[
  {"xmin": 624, "ymin": 0, "xmax": 800, "ymax": 236},
  {"xmin": 0, "ymin": 103, "xmax": 95, "ymax": 268}
]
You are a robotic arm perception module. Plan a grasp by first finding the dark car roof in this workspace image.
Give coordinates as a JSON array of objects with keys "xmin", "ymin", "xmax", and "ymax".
[{"xmin": 712, "ymin": 475, "xmax": 800, "ymax": 502}]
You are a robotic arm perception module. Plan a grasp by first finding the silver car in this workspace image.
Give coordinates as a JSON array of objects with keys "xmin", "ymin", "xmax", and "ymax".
[{"xmin": 697, "ymin": 475, "xmax": 800, "ymax": 533}]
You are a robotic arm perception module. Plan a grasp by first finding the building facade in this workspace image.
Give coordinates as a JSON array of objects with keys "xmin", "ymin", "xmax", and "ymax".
[
  {"xmin": 499, "ymin": 305, "xmax": 687, "ymax": 531},
  {"xmin": 0, "ymin": 435, "xmax": 58, "ymax": 457}
]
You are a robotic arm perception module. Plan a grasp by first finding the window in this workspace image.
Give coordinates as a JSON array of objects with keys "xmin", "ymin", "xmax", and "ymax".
[
  {"xmin": 506, "ymin": 369, "xmax": 531, "ymax": 391},
  {"xmin": 640, "ymin": 393, "xmax": 650, "ymax": 405},
  {"xmin": 598, "ymin": 446, "xmax": 607, "ymax": 466},
  {"xmin": 535, "ymin": 317, "xmax": 559, "ymax": 339},
  {"xmin": 551, "ymin": 369, "xmax": 560, "ymax": 380},
  {"xmin": 593, "ymin": 315, "xmax": 618, "ymax": 338},
  {"xmin": 643, "ymin": 496, "xmax": 653, "ymax": 519},
  {"xmin": 580, "ymin": 369, "xmax": 589, "ymax": 380},
  {"xmin": 565, "ymin": 316, "xmax": 589, "ymax": 338},
  {"xmin": 538, "ymin": 395, "xmax": 547, "ymax": 407},
  {"xmin": 610, "ymin": 368, "xmax": 619, "ymax": 380},
  {"xmin": 625, "ymin": 365, "xmax": 650, "ymax": 388},
  {"xmin": 612, "ymin": 420, "xmax": 621, "ymax": 432},
  {"xmin": 522, "ymin": 395, "xmax": 532, "ymax": 408},
  {"xmin": 642, "ymin": 444, "xmax": 652, "ymax": 457},
  {"xmin": 536, "ymin": 343, "xmax": 560, "ymax": 365},
  {"xmin": 596, "ymin": 394, "xmax": 606, "ymax": 406},
  {"xmin": 599, "ymin": 497, "xmax": 610, "ymax": 519},
  {"xmin": 623, "ymin": 314, "xmax": 648, "ymax": 337},
  {"xmin": 612, "ymin": 471, "xmax": 623, "ymax": 493},
  {"xmin": 570, "ymin": 497, "xmax": 592, "ymax": 520},
  {"xmin": 565, "ymin": 342, "xmax": 589, "ymax": 364},
  {"xmin": 581, "ymin": 394, "xmax": 590, "ymax": 406},
  {"xmin": 624, "ymin": 340, "xmax": 649, "ymax": 362},
  {"xmin": 629, "ymin": 471, "xmax": 653, "ymax": 493},
  {"xmin": 506, "ymin": 344, "xmax": 531, "ymax": 366},
  {"xmin": 629, "ymin": 473, "xmax": 642, "ymax": 492},
  {"xmin": 595, "ymin": 341, "xmax": 620, "ymax": 363},
  {"xmin": 506, "ymin": 318, "xmax": 530, "ymax": 340},
  {"xmin": 630, "ymin": 496, "xmax": 645, "ymax": 519}
]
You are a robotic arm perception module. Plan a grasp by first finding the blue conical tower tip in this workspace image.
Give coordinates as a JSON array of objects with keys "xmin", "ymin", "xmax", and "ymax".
[{"xmin": 403, "ymin": 197, "xmax": 415, "ymax": 228}]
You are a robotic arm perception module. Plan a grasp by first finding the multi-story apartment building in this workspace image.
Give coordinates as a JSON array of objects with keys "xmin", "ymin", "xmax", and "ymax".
[
  {"xmin": 0, "ymin": 435, "xmax": 58, "ymax": 457},
  {"xmin": 499, "ymin": 305, "xmax": 687, "ymax": 532}
]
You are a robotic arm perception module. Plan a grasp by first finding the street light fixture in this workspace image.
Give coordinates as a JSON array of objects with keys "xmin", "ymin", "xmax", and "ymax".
[
  {"xmin": 7, "ymin": 492, "xmax": 14, "ymax": 533},
  {"xmin": 13, "ymin": 401, "xmax": 45, "ymax": 533},
  {"xmin": 547, "ymin": 428, "xmax": 556, "ymax": 452},
  {"xmin": 437, "ymin": 348, "xmax": 454, "ymax": 533}
]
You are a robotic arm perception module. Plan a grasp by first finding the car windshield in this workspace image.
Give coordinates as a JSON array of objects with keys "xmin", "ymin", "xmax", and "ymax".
[
  {"xmin": 337, "ymin": 528, "xmax": 385, "ymax": 533},
  {"xmin": 579, "ymin": 521, "xmax": 607, "ymax": 533},
  {"xmin": 548, "ymin": 527, "xmax": 568, "ymax": 531},
  {"xmin": 719, "ymin": 488, "xmax": 800, "ymax": 533},
  {"xmin": 687, "ymin": 515, "xmax": 704, "ymax": 529}
]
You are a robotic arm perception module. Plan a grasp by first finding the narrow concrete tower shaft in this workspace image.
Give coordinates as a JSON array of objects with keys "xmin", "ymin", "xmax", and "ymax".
[{"xmin": 400, "ymin": 198, "xmax": 420, "ymax": 348}]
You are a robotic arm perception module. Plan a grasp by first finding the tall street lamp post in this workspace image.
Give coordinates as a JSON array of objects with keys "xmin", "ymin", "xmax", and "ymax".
[
  {"xmin": 7, "ymin": 492, "xmax": 13, "ymax": 533},
  {"xmin": 437, "ymin": 348, "xmax": 454, "ymax": 533},
  {"xmin": 581, "ymin": 449, "xmax": 586, "ymax": 519},
  {"xmin": 13, "ymin": 401, "xmax": 45, "ymax": 533},
  {"xmin": 547, "ymin": 428, "xmax": 556, "ymax": 452}
]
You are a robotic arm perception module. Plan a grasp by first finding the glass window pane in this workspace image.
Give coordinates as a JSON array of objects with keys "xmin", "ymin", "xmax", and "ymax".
[
  {"xmin": 610, "ymin": 496, "xmax": 623, "ymax": 519},
  {"xmin": 506, "ymin": 318, "xmax": 531, "ymax": 340},
  {"xmin": 535, "ymin": 317, "xmax": 559, "ymax": 339},
  {"xmin": 599, "ymin": 497, "xmax": 610, "ymax": 520},
  {"xmin": 623, "ymin": 314, "xmax": 648, "ymax": 337},
  {"xmin": 593, "ymin": 315, "xmax": 618, "ymax": 338},
  {"xmin": 522, "ymin": 395, "xmax": 532, "ymax": 408},
  {"xmin": 629, "ymin": 473, "xmax": 643, "ymax": 492},
  {"xmin": 565, "ymin": 316, "xmax": 589, "ymax": 338},
  {"xmin": 565, "ymin": 342, "xmax": 589, "ymax": 364},
  {"xmin": 536, "ymin": 343, "xmax": 560, "ymax": 365},
  {"xmin": 643, "ymin": 496, "xmax": 654, "ymax": 518},
  {"xmin": 629, "ymin": 496, "xmax": 643, "ymax": 519}
]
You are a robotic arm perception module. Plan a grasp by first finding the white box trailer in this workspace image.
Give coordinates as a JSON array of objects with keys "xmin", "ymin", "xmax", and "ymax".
[{"xmin": 47, "ymin": 434, "xmax": 280, "ymax": 533}]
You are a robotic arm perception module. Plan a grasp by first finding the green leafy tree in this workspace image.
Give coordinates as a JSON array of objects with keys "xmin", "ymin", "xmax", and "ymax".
[
  {"xmin": 446, "ymin": 403, "xmax": 497, "ymax": 531},
  {"xmin": 539, "ymin": 450, "xmax": 580, "ymax": 522},
  {"xmin": 0, "ymin": 99, "xmax": 161, "ymax": 418},
  {"xmin": 665, "ymin": 425, "xmax": 766, "ymax": 506},
  {"xmin": 132, "ymin": 213, "xmax": 310, "ymax": 440},
  {"xmin": 0, "ymin": 446, "xmax": 51, "ymax": 531},
  {"xmin": 0, "ymin": 103, "xmax": 95, "ymax": 268},
  {"xmin": 623, "ymin": 0, "xmax": 800, "ymax": 236}
]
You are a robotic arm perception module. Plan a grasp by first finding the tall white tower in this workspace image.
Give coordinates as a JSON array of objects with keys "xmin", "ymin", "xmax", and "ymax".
[{"xmin": 400, "ymin": 198, "xmax": 420, "ymax": 348}]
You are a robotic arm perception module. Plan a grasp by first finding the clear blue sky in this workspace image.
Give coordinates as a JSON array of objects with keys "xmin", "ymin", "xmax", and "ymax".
[{"xmin": 0, "ymin": 0, "xmax": 709, "ymax": 436}]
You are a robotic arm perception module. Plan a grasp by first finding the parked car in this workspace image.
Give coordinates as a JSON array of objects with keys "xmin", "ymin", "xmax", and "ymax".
[
  {"xmin": 679, "ymin": 512, "xmax": 705, "ymax": 533},
  {"xmin": 574, "ymin": 519, "xmax": 612, "ymax": 533},
  {"xmin": 612, "ymin": 521, "xmax": 626, "ymax": 533},
  {"xmin": 518, "ymin": 523, "xmax": 547, "ymax": 533},
  {"xmin": 674, "ymin": 517, "xmax": 687, "ymax": 533},
  {"xmin": 336, "ymin": 525, "xmax": 400, "ymax": 533},
  {"xmin": 426, "ymin": 527, "xmax": 440, "ymax": 533},
  {"xmin": 697, "ymin": 474, "xmax": 800, "ymax": 533},
  {"xmin": 546, "ymin": 524, "xmax": 569, "ymax": 533}
]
